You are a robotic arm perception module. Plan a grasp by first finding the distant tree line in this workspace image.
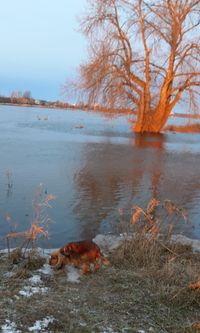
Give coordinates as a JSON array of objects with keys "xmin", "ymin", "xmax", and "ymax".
[
  {"xmin": 0, "ymin": 90, "xmax": 34, "ymax": 105},
  {"xmin": 0, "ymin": 91, "xmax": 95, "ymax": 111},
  {"xmin": 1, "ymin": 90, "xmax": 128, "ymax": 112}
]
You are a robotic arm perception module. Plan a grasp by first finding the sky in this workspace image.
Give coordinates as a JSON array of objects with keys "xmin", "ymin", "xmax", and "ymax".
[{"xmin": 0, "ymin": 0, "xmax": 87, "ymax": 101}]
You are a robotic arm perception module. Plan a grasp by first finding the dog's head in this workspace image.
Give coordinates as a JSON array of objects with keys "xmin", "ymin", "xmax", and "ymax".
[
  {"xmin": 49, "ymin": 249, "xmax": 72, "ymax": 269},
  {"xmin": 49, "ymin": 250, "xmax": 60, "ymax": 267}
]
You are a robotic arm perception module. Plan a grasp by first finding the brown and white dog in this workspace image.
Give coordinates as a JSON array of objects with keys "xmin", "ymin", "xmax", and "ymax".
[{"xmin": 49, "ymin": 240, "xmax": 110, "ymax": 274}]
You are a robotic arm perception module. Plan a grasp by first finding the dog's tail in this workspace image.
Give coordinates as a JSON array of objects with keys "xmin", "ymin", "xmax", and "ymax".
[{"xmin": 96, "ymin": 251, "xmax": 110, "ymax": 266}]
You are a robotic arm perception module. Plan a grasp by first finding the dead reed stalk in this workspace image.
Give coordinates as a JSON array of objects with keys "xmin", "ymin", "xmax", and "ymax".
[{"xmin": 5, "ymin": 184, "xmax": 55, "ymax": 258}]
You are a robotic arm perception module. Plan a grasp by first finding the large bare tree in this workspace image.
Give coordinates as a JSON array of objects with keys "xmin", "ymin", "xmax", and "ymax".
[{"xmin": 75, "ymin": 0, "xmax": 200, "ymax": 133}]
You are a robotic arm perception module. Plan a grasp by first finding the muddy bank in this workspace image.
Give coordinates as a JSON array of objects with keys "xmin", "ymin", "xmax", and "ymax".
[{"xmin": 0, "ymin": 234, "xmax": 200, "ymax": 333}]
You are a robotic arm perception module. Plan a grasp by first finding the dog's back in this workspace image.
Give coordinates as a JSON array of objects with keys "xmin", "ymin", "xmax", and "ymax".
[{"xmin": 60, "ymin": 240, "xmax": 102, "ymax": 261}]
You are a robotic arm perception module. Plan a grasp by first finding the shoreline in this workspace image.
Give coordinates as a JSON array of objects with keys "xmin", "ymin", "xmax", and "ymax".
[
  {"xmin": 1, "ymin": 233, "xmax": 200, "ymax": 256},
  {"xmin": 1, "ymin": 232, "xmax": 200, "ymax": 332},
  {"xmin": 1, "ymin": 102, "xmax": 200, "ymax": 120}
]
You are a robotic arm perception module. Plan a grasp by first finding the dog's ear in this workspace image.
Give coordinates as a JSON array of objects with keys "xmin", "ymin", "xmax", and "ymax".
[
  {"xmin": 49, "ymin": 250, "xmax": 65, "ymax": 269},
  {"xmin": 49, "ymin": 252, "xmax": 59, "ymax": 266},
  {"xmin": 60, "ymin": 247, "xmax": 64, "ymax": 255},
  {"xmin": 60, "ymin": 246, "xmax": 71, "ymax": 257}
]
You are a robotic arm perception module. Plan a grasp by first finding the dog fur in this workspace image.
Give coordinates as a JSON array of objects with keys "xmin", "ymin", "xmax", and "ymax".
[{"xmin": 49, "ymin": 240, "xmax": 110, "ymax": 273}]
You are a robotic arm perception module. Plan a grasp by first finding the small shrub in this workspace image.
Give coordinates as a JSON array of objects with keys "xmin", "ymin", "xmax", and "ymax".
[
  {"xmin": 130, "ymin": 198, "xmax": 187, "ymax": 239},
  {"xmin": 6, "ymin": 184, "xmax": 55, "ymax": 256}
]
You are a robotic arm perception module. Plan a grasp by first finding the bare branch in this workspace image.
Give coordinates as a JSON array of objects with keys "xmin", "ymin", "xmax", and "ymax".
[{"xmin": 69, "ymin": 0, "xmax": 200, "ymax": 132}]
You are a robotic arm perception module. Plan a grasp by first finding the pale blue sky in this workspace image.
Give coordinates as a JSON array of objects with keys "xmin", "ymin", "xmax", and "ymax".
[{"xmin": 0, "ymin": 1, "xmax": 87, "ymax": 101}]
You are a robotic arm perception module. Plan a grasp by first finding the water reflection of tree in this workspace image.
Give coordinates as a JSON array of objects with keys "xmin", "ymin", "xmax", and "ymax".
[
  {"xmin": 73, "ymin": 143, "xmax": 144, "ymax": 239},
  {"xmin": 134, "ymin": 133, "xmax": 165, "ymax": 150},
  {"xmin": 73, "ymin": 135, "xmax": 167, "ymax": 239},
  {"xmin": 74, "ymin": 136, "xmax": 200, "ymax": 240},
  {"xmin": 134, "ymin": 134, "xmax": 164, "ymax": 199},
  {"xmin": 135, "ymin": 134, "xmax": 200, "ymax": 235}
]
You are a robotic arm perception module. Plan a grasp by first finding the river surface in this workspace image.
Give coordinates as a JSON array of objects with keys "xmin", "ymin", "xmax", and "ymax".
[{"xmin": 0, "ymin": 105, "xmax": 200, "ymax": 249}]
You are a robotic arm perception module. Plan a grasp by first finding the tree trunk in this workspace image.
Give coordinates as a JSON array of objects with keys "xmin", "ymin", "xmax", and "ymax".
[
  {"xmin": 134, "ymin": 72, "xmax": 173, "ymax": 133},
  {"xmin": 134, "ymin": 112, "xmax": 162, "ymax": 133},
  {"xmin": 134, "ymin": 102, "xmax": 172, "ymax": 133}
]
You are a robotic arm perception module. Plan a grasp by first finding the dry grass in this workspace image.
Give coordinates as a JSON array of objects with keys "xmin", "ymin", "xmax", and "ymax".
[
  {"xmin": 0, "ymin": 198, "xmax": 199, "ymax": 332},
  {"xmin": 107, "ymin": 198, "xmax": 200, "ymax": 331},
  {"xmin": 3, "ymin": 249, "xmax": 46, "ymax": 280},
  {"xmin": 5, "ymin": 184, "xmax": 55, "ymax": 256},
  {"xmin": 130, "ymin": 198, "xmax": 187, "ymax": 238},
  {"xmin": 0, "ymin": 236, "xmax": 199, "ymax": 332},
  {"xmin": 110, "ymin": 237, "xmax": 200, "ymax": 332}
]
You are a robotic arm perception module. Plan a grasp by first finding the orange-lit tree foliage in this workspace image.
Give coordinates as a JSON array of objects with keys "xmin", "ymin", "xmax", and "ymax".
[{"xmin": 75, "ymin": 0, "xmax": 200, "ymax": 133}]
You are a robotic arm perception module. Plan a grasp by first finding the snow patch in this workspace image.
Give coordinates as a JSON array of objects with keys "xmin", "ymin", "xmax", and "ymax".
[
  {"xmin": 29, "ymin": 275, "xmax": 42, "ymax": 285},
  {"xmin": 19, "ymin": 273, "xmax": 48, "ymax": 297},
  {"xmin": 66, "ymin": 265, "xmax": 81, "ymax": 283},
  {"xmin": 0, "ymin": 247, "xmax": 53, "ymax": 257},
  {"xmin": 3, "ymin": 271, "xmax": 14, "ymax": 278},
  {"xmin": 171, "ymin": 234, "xmax": 200, "ymax": 252},
  {"xmin": 1, "ymin": 235, "xmax": 200, "ymax": 259},
  {"xmin": 93, "ymin": 233, "xmax": 130, "ymax": 253},
  {"xmin": 1, "ymin": 320, "xmax": 21, "ymax": 333},
  {"xmin": 19, "ymin": 286, "xmax": 48, "ymax": 297},
  {"xmin": 94, "ymin": 233, "xmax": 200, "ymax": 254},
  {"xmin": 0, "ymin": 248, "xmax": 11, "ymax": 254},
  {"xmin": 100, "ymin": 327, "xmax": 118, "ymax": 333},
  {"xmin": 28, "ymin": 316, "xmax": 54, "ymax": 332},
  {"xmin": 38, "ymin": 263, "xmax": 53, "ymax": 275}
]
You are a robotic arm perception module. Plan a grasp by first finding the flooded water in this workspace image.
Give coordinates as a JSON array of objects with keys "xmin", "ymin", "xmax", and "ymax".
[{"xmin": 0, "ymin": 105, "xmax": 200, "ymax": 249}]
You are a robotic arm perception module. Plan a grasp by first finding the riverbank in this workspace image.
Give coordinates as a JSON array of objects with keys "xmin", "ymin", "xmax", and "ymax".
[
  {"xmin": 164, "ymin": 123, "xmax": 200, "ymax": 133},
  {"xmin": 0, "ymin": 100, "xmax": 131, "ymax": 115},
  {"xmin": 0, "ymin": 234, "xmax": 200, "ymax": 333}
]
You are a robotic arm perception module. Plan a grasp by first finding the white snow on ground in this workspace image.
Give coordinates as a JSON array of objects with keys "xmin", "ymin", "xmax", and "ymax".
[
  {"xmin": 1, "ymin": 234, "xmax": 200, "ymax": 258},
  {"xmin": 0, "ymin": 247, "xmax": 54, "ymax": 257},
  {"xmin": 38, "ymin": 263, "xmax": 53, "ymax": 275},
  {"xmin": 171, "ymin": 234, "xmax": 200, "ymax": 252},
  {"xmin": 19, "ymin": 273, "xmax": 48, "ymax": 297},
  {"xmin": 65, "ymin": 265, "xmax": 81, "ymax": 283},
  {"xmin": 29, "ymin": 275, "xmax": 42, "ymax": 285},
  {"xmin": 94, "ymin": 233, "xmax": 200, "ymax": 253},
  {"xmin": 100, "ymin": 327, "xmax": 118, "ymax": 333},
  {"xmin": 93, "ymin": 233, "xmax": 132, "ymax": 253},
  {"xmin": 19, "ymin": 286, "xmax": 48, "ymax": 297},
  {"xmin": 1, "ymin": 320, "xmax": 21, "ymax": 333},
  {"xmin": 0, "ymin": 248, "xmax": 11, "ymax": 254},
  {"xmin": 28, "ymin": 316, "xmax": 54, "ymax": 332},
  {"xmin": 3, "ymin": 271, "xmax": 14, "ymax": 278}
]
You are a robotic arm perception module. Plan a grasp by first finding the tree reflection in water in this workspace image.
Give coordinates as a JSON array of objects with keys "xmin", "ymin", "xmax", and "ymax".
[{"xmin": 73, "ymin": 134, "xmax": 200, "ymax": 240}]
